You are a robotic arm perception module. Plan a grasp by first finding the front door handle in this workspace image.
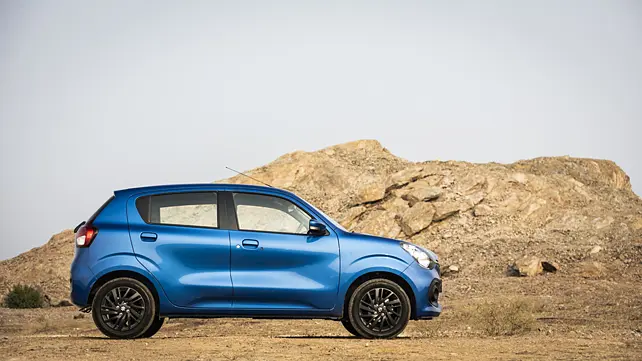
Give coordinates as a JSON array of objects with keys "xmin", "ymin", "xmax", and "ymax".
[
  {"xmin": 140, "ymin": 232, "xmax": 158, "ymax": 242},
  {"xmin": 241, "ymin": 239, "xmax": 259, "ymax": 249}
]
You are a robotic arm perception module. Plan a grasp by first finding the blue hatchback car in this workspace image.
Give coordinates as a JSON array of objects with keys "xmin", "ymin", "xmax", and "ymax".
[{"xmin": 70, "ymin": 184, "xmax": 441, "ymax": 339}]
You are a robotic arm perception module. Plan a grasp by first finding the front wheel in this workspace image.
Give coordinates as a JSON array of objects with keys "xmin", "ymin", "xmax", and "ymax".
[
  {"xmin": 341, "ymin": 318, "xmax": 359, "ymax": 337},
  {"xmin": 347, "ymin": 278, "xmax": 411, "ymax": 339},
  {"xmin": 91, "ymin": 277, "xmax": 157, "ymax": 339}
]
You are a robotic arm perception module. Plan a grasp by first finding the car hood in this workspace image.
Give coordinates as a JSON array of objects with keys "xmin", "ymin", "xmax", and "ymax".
[{"xmin": 347, "ymin": 231, "xmax": 439, "ymax": 262}]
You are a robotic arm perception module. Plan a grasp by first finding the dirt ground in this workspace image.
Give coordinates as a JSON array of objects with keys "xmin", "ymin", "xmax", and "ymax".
[
  {"xmin": 1, "ymin": 275, "xmax": 641, "ymax": 360},
  {"xmin": 0, "ymin": 313, "xmax": 639, "ymax": 361}
]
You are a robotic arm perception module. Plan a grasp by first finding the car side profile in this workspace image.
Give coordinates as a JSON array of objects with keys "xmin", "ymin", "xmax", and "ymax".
[{"xmin": 70, "ymin": 184, "xmax": 441, "ymax": 339}]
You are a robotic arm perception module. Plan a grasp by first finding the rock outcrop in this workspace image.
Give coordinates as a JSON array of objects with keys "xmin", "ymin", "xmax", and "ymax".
[{"xmin": 1, "ymin": 140, "xmax": 641, "ymax": 300}]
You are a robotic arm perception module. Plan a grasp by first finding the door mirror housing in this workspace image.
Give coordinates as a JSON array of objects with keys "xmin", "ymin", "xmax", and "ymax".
[{"xmin": 308, "ymin": 219, "xmax": 328, "ymax": 236}]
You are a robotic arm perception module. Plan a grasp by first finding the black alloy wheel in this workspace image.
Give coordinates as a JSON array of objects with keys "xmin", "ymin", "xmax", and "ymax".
[
  {"xmin": 100, "ymin": 286, "xmax": 146, "ymax": 331},
  {"xmin": 348, "ymin": 278, "xmax": 411, "ymax": 338},
  {"xmin": 358, "ymin": 287, "xmax": 403, "ymax": 332},
  {"xmin": 92, "ymin": 278, "xmax": 157, "ymax": 339}
]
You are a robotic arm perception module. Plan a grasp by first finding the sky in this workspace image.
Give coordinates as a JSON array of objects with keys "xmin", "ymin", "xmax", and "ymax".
[{"xmin": 1, "ymin": 0, "xmax": 641, "ymax": 260}]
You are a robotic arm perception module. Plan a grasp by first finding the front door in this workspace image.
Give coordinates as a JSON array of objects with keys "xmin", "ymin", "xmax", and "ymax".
[
  {"xmin": 128, "ymin": 191, "xmax": 233, "ymax": 309},
  {"xmin": 228, "ymin": 192, "xmax": 340, "ymax": 311}
]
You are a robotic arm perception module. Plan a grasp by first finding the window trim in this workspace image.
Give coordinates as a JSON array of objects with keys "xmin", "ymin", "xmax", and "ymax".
[
  {"xmin": 229, "ymin": 191, "xmax": 318, "ymax": 236},
  {"xmin": 135, "ymin": 191, "xmax": 221, "ymax": 230},
  {"xmin": 88, "ymin": 195, "xmax": 115, "ymax": 224}
]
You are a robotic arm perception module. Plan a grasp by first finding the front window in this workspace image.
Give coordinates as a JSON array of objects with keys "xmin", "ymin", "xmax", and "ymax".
[{"xmin": 233, "ymin": 193, "xmax": 311, "ymax": 234}]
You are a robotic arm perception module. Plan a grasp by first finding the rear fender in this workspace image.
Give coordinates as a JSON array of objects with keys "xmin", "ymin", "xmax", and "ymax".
[{"xmin": 89, "ymin": 254, "xmax": 173, "ymax": 311}]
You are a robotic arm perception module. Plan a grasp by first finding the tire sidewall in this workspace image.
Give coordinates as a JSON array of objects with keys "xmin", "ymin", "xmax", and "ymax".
[
  {"xmin": 348, "ymin": 279, "xmax": 411, "ymax": 339},
  {"xmin": 341, "ymin": 318, "xmax": 359, "ymax": 337},
  {"xmin": 138, "ymin": 317, "xmax": 165, "ymax": 338},
  {"xmin": 92, "ymin": 278, "xmax": 157, "ymax": 339}
]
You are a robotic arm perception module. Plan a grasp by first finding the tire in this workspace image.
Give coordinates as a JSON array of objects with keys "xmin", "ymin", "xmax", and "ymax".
[
  {"xmin": 341, "ymin": 318, "xmax": 359, "ymax": 337},
  {"xmin": 347, "ymin": 278, "xmax": 411, "ymax": 339},
  {"xmin": 138, "ymin": 317, "xmax": 165, "ymax": 338},
  {"xmin": 91, "ymin": 277, "xmax": 157, "ymax": 339}
]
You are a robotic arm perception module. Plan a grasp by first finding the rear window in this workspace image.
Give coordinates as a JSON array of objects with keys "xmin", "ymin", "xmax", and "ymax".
[{"xmin": 136, "ymin": 192, "xmax": 218, "ymax": 228}]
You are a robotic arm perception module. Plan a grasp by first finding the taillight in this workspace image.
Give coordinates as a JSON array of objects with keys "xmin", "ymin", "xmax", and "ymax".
[{"xmin": 75, "ymin": 224, "xmax": 98, "ymax": 247}]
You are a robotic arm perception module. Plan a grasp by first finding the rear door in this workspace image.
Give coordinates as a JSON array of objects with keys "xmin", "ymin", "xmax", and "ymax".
[
  {"xmin": 228, "ymin": 191, "xmax": 340, "ymax": 311},
  {"xmin": 127, "ymin": 191, "xmax": 233, "ymax": 309}
]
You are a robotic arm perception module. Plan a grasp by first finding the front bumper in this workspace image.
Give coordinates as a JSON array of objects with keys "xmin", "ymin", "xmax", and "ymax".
[{"xmin": 401, "ymin": 261, "xmax": 442, "ymax": 319}]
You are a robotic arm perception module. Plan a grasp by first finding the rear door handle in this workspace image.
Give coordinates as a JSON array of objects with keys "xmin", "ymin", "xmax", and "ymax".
[
  {"xmin": 140, "ymin": 232, "xmax": 158, "ymax": 242},
  {"xmin": 241, "ymin": 239, "xmax": 259, "ymax": 249}
]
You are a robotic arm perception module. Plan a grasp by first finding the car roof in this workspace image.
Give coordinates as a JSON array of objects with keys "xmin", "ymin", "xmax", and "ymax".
[{"xmin": 114, "ymin": 183, "xmax": 293, "ymax": 198}]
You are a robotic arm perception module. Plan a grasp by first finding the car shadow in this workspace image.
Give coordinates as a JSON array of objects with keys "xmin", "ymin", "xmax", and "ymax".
[{"xmin": 275, "ymin": 335, "xmax": 356, "ymax": 339}]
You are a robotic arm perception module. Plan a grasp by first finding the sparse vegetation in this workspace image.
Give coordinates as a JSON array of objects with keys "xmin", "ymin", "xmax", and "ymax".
[
  {"xmin": 4, "ymin": 284, "xmax": 44, "ymax": 309},
  {"xmin": 473, "ymin": 298, "xmax": 537, "ymax": 336}
]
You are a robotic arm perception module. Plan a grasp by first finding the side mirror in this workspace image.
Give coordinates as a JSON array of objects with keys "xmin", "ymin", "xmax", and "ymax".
[{"xmin": 308, "ymin": 219, "xmax": 328, "ymax": 236}]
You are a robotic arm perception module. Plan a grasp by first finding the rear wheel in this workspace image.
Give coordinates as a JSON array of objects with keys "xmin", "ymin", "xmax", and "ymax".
[
  {"xmin": 347, "ymin": 278, "xmax": 411, "ymax": 339},
  {"xmin": 138, "ymin": 317, "xmax": 165, "ymax": 338},
  {"xmin": 91, "ymin": 277, "xmax": 157, "ymax": 339}
]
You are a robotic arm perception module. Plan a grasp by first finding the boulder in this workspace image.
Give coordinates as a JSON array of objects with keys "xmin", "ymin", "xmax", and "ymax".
[
  {"xmin": 387, "ymin": 167, "xmax": 424, "ymax": 188},
  {"xmin": 402, "ymin": 186, "xmax": 442, "ymax": 206},
  {"xmin": 352, "ymin": 210, "xmax": 402, "ymax": 239},
  {"xmin": 576, "ymin": 261, "xmax": 606, "ymax": 278},
  {"xmin": 340, "ymin": 206, "xmax": 367, "ymax": 229},
  {"xmin": 355, "ymin": 183, "xmax": 386, "ymax": 204},
  {"xmin": 55, "ymin": 299, "xmax": 73, "ymax": 307},
  {"xmin": 441, "ymin": 264, "xmax": 460, "ymax": 277},
  {"xmin": 433, "ymin": 201, "xmax": 460, "ymax": 221},
  {"xmin": 399, "ymin": 202, "xmax": 435, "ymax": 236},
  {"xmin": 382, "ymin": 197, "xmax": 410, "ymax": 214},
  {"xmin": 510, "ymin": 256, "xmax": 543, "ymax": 277},
  {"xmin": 590, "ymin": 245, "xmax": 603, "ymax": 255},
  {"xmin": 511, "ymin": 173, "xmax": 528, "ymax": 184},
  {"xmin": 460, "ymin": 191, "xmax": 486, "ymax": 212},
  {"xmin": 473, "ymin": 204, "xmax": 492, "ymax": 217},
  {"xmin": 456, "ymin": 174, "xmax": 487, "ymax": 195}
]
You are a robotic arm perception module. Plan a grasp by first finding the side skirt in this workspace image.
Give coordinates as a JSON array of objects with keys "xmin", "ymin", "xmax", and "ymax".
[{"xmin": 162, "ymin": 314, "xmax": 342, "ymax": 320}]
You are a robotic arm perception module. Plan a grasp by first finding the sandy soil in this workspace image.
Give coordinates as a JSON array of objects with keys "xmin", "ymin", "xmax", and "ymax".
[
  {"xmin": 0, "ymin": 311, "xmax": 640, "ymax": 361},
  {"xmin": 1, "ymin": 276, "xmax": 641, "ymax": 361}
]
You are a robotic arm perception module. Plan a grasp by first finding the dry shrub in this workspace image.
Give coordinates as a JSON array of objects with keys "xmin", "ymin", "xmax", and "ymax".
[
  {"xmin": 473, "ymin": 298, "xmax": 536, "ymax": 336},
  {"xmin": 4, "ymin": 285, "xmax": 44, "ymax": 309}
]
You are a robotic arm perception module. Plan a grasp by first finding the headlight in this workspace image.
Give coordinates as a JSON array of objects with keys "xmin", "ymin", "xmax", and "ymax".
[{"xmin": 401, "ymin": 242, "xmax": 437, "ymax": 269}]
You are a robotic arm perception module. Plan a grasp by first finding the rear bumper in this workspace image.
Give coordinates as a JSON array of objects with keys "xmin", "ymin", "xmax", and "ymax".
[
  {"xmin": 401, "ymin": 261, "xmax": 442, "ymax": 320},
  {"xmin": 70, "ymin": 256, "xmax": 93, "ymax": 307}
]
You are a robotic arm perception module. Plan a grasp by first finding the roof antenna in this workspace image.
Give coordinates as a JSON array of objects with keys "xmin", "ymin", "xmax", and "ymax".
[{"xmin": 225, "ymin": 166, "xmax": 274, "ymax": 188}]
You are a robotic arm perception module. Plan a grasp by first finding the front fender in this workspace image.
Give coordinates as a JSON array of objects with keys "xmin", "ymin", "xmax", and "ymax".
[{"xmin": 335, "ymin": 255, "xmax": 412, "ymax": 314}]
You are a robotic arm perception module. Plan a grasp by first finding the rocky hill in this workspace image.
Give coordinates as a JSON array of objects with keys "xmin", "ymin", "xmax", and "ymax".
[{"xmin": 1, "ymin": 140, "xmax": 641, "ymax": 302}]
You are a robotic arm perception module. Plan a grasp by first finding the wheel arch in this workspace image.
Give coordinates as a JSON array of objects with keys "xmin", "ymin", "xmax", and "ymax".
[
  {"xmin": 343, "ymin": 271, "xmax": 417, "ymax": 320},
  {"xmin": 88, "ymin": 269, "xmax": 160, "ymax": 309}
]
